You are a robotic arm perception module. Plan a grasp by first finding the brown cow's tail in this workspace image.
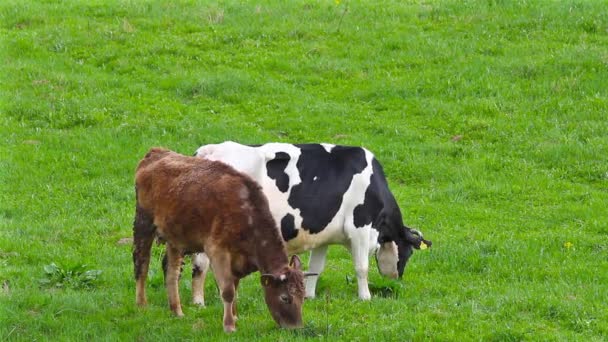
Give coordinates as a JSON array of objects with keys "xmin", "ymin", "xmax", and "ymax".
[{"xmin": 133, "ymin": 191, "xmax": 156, "ymax": 306}]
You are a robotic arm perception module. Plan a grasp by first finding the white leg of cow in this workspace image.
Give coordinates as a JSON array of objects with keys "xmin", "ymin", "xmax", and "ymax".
[
  {"xmin": 191, "ymin": 253, "xmax": 210, "ymax": 306},
  {"xmin": 305, "ymin": 245, "xmax": 328, "ymax": 299},
  {"xmin": 349, "ymin": 234, "xmax": 372, "ymax": 300}
]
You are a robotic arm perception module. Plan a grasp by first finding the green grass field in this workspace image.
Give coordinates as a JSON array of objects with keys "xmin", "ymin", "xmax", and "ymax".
[{"xmin": 1, "ymin": 0, "xmax": 607, "ymax": 340}]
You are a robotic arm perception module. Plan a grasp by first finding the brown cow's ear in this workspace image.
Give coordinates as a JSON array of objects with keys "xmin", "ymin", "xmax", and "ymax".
[
  {"xmin": 261, "ymin": 274, "xmax": 275, "ymax": 287},
  {"xmin": 289, "ymin": 255, "xmax": 302, "ymax": 270}
]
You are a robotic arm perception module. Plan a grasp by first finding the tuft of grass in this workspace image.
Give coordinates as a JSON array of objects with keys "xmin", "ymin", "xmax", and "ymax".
[
  {"xmin": 39, "ymin": 263, "xmax": 102, "ymax": 290},
  {"xmin": 368, "ymin": 278, "xmax": 404, "ymax": 299}
]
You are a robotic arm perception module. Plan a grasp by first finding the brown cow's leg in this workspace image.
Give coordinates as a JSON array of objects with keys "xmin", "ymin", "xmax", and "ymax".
[
  {"xmin": 220, "ymin": 281, "xmax": 236, "ymax": 333},
  {"xmin": 166, "ymin": 244, "xmax": 185, "ymax": 317},
  {"xmin": 133, "ymin": 204, "xmax": 155, "ymax": 306},
  {"xmin": 209, "ymin": 252, "xmax": 237, "ymax": 332},
  {"xmin": 232, "ymin": 278, "xmax": 240, "ymax": 320}
]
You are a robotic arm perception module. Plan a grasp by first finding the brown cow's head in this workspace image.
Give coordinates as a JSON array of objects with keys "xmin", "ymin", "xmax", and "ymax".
[{"xmin": 260, "ymin": 255, "xmax": 309, "ymax": 329}]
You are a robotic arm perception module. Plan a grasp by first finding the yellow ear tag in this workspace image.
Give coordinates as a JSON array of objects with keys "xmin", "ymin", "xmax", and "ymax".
[
  {"xmin": 263, "ymin": 278, "xmax": 270, "ymax": 286},
  {"xmin": 420, "ymin": 241, "xmax": 428, "ymax": 250}
]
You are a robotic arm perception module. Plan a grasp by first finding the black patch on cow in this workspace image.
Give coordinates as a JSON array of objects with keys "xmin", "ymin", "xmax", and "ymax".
[
  {"xmin": 353, "ymin": 157, "xmax": 408, "ymax": 255},
  {"xmin": 266, "ymin": 152, "xmax": 291, "ymax": 193},
  {"xmin": 280, "ymin": 214, "xmax": 298, "ymax": 241},
  {"xmin": 192, "ymin": 264, "xmax": 202, "ymax": 278},
  {"xmin": 161, "ymin": 252, "xmax": 168, "ymax": 281},
  {"xmin": 288, "ymin": 144, "xmax": 367, "ymax": 234},
  {"xmin": 353, "ymin": 158, "xmax": 385, "ymax": 230}
]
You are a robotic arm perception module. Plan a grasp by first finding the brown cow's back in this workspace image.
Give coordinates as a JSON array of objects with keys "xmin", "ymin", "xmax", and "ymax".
[{"xmin": 135, "ymin": 148, "xmax": 286, "ymax": 275}]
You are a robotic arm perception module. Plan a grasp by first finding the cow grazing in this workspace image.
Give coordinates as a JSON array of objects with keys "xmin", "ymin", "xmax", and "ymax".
[
  {"xmin": 188, "ymin": 142, "xmax": 431, "ymax": 302},
  {"xmin": 133, "ymin": 147, "xmax": 308, "ymax": 332}
]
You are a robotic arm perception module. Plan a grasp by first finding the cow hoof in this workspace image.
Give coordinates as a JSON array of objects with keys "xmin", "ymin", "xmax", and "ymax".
[
  {"xmin": 192, "ymin": 298, "xmax": 205, "ymax": 307},
  {"xmin": 359, "ymin": 293, "xmax": 372, "ymax": 301},
  {"xmin": 224, "ymin": 325, "xmax": 236, "ymax": 333}
]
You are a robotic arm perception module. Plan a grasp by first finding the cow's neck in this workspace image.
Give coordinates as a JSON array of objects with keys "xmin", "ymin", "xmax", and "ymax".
[{"xmin": 251, "ymin": 224, "xmax": 289, "ymax": 275}]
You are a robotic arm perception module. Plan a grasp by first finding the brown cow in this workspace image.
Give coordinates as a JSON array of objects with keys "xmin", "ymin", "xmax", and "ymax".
[{"xmin": 133, "ymin": 147, "xmax": 308, "ymax": 332}]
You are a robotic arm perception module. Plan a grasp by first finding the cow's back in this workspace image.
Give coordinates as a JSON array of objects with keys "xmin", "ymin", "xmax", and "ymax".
[{"xmin": 135, "ymin": 148, "xmax": 269, "ymax": 253}]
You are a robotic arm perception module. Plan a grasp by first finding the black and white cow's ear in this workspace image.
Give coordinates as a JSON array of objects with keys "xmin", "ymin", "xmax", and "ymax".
[
  {"xmin": 404, "ymin": 228, "xmax": 432, "ymax": 250},
  {"xmin": 289, "ymin": 255, "xmax": 302, "ymax": 270}
]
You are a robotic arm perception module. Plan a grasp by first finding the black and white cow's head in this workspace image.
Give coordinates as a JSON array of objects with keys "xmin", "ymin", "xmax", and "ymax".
[{"xmin": 376, "ymin": 224, "xmax": 432, "ymax": 279}]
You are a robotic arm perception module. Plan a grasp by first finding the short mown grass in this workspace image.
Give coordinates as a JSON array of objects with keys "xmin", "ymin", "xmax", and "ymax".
[{"xmin": 1, "ymin": 0, "xmax": 607, "ymax": 340}]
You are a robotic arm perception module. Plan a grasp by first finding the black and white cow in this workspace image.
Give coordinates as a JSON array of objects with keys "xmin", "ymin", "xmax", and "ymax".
[{"xmin": 189, "ymin": 141, "xmax": 431, "ymax": 302}]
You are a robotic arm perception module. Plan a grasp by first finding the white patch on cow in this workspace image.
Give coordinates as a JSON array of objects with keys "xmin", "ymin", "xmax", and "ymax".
[
  {"xmin": 313, "ymin": 176, "xmax": 318, "ymax": 181},
  {"xmin": 321, "ymin": 143, "xmax": 335, "ymax": 153},
  {"xmin": 256, "ymin": 143, "xmax": 307, "ymax": 247},
  {"xmin": 342, "ymin": 148, "xmax": 375, "ymax": 231},
  {"xmin": 258, "ymin": 143, "xmax": 302, "ymax": 188},
  {"xmin": 195, "ymin": 141, "xmax": 267, "ymax": 181},
  {"xmin": 284, "ymin": 225, "xmax": 345, "ymax": 255},
  {"xmin": 238, "ymin": 185, "xmax": 249, "ymax": 200},
  {"xmin": 240, "ymin": 188, "xmax": 252, "ymax": 212},
  {"xmin": 376, "ymin": 242, "xmax": 399, "ymax": 278},
  {"xmin": 279, "ymin": 274, "xmax": 286, "ymax": 281},
  {"xmin": 368, "ymin": 229, "xmax": 380, "ymax": 256}
]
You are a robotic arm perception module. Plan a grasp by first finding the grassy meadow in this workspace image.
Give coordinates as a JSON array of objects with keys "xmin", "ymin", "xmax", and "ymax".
[{"xmin": 1, "ymin": 0, "xmax": 607, "ymax": 340}]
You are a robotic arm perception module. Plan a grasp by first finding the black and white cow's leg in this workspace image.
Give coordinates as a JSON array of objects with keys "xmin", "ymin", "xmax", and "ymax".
[
  {"xmin": 348, "ymin": 227, "xmax": 372, "ymax": 300},
  {"xmin": 191, "ymin": 253, "xmax": 210, "ymax": 306},
  {"xmin": 305, "ymin": 245, "xmax": 328, "ymax": 298}
]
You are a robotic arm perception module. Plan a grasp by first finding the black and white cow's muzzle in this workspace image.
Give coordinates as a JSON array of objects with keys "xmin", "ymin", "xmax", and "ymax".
[{"xmin": 376, "ymin": 241, "xmax": 400, "ymax": 279}]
